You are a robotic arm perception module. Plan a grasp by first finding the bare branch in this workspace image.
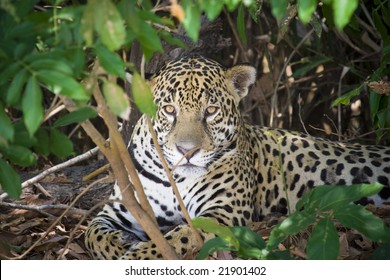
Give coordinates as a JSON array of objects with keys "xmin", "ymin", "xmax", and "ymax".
[{"xmin": 0, "ymin": 146, "xmax": 100, "ymax": 201}]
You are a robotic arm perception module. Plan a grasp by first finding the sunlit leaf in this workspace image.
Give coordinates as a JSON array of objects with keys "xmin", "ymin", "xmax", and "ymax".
[
  {"xmin": 332, "ymin": 0, "xmax": 359, "ymax": 30},
  {"xmin": 292, "ymin": 56, "xmax": 331, "ymax": 78},
  {"xmin": 92, "ymin": 0, "xmax": 126, "ymax": 51},
  {"xmin": 181, "ymin": 0, "xmax": 201, "ymax": 41},
  {"xmin": 102, "ymin": 80, "xmax": 130, "ymax": 120},
  {"xmin": 131, "ymin": 72, "xmax": 157, "ymax": 117},
  {"xmin": 81, "ymin": 0, "xmax": 94, "ymax": 46},
  {"xmin": 297, "ymin": 0, "xmax": 317, "ymax": 24},
  {"xmin": 331, "ymin": 84, "xmax": 364, "ymax": 106},
  {"xmin": 193, "ymin": 217, "xmax": 238, "ymax": 246},
  {"xmin": 201, "ymin": 0, "xmax": 224, "ymax": 20},
  {"xmin": 317, "ymin": 183, "xmax": 384, "ymax": 211}
]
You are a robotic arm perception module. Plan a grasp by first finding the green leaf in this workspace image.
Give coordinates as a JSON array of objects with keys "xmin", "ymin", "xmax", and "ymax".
[
  {"xmin": 22, "ymin": 76, "xmax": 43, "ymax": 136},
  {"xmin": 67, "ymin": 48, "xmax": 85, "ymax": 79},
  {"xmin": 0, "ymin": 62, "xmax": 21, "ymax": 87},
  {"xmin": 230, "ymin": 226, "xmax": 266, "ymax": 258},
  {"xmin": 0, "ymin": 159, "xmax": 22, "ymax": 199},
  {"xmin": 331, "ymin": 84, "xmax": 364, "ymax": 106},
  {"xmin": 81, "ymin": 0, "xmax": 94, "ymax": 46},
  {"xmin": 196, "ymin": 237, "xmax": 235, "ymax": 260},
  {"xmin": 237, "ymin": 3, "xmax": 247, "ymax": 46},
  {"xmin": 369, "ymin": 244, "xmax": 390, "ymax": 260},
  {"xmin": 53, "ymin": 107, "xmax": 97, "ymax": 128},
  {"xmin": 92, "ymin": 0, "xmax": 126, "ymax": 51},
  {"xmin": 131, "ymin": 72, "xmax": 157, "ymax": 117},
  {"xmin": 33, "ymin": 128, "xmax": 50, "ymax": 156},
  {"xmin": 296, "ymin": 183, "xmax": 384, "ymax": 212},
  {"xmin": 334, "ymin": 204, "xmax": 390, "ymax": 243},
  {"xmin": 182, "ymin": 0, "xmax": 201, "ymax": 41},
  {"xmin": 49, "ymin": 128, "xmax": 73, "ymax": 158},
  {"xmin": 317, "ymin": 183, "xmax": 384, "ymax": 212},
  {"xmin": 292, "ymin": 56, "xmax": 331, "ymax": 78},
  {"xmin": 159, "ymin": 31, "xmax": 187, "ymax": 49},
  {"xmin": 372, "ymin": 10, "xmax": 388, "ymax": 40},
  {"xmin": 332, "ymin": 0, "xmax": 359, "ymax": 30},
  {"xmin": 224, "ymin": 0, "xmax": 242, "ymax": 11},
  {"xmin": 306, "ymin": 217, "xmax": 339, "ymax": 260},
  {"xmin": 124, "ymin": 5, "xmax": 163, "ymax": 59},
  {"xmin": 297, "ymin": 0, "xmax": 317, "ymax": 24},
  {"xmin": 231, "ymin": 226, "xmax": 266, "ymax": 249},
  {"xmin": 248, "ymin": 0, "xmax": 262, "ymax": 23},
  {"xmin": 94, "ymin": 44, "xmax": 125, "ymax": 79},
  {"xmin": 267, "ymin": 211, "xmax": 316, "ymax": 249},
  {"xmin": 6, "ymin": 68, "xmax": 29, "ymax": 105},
  {"xmin": 192, "ymin": 217, "xmax": 238, "ymax": 246},
  {"xmin": 29, "ymin": 58, "xmax": 73, "ymax": 76},
  {"xmin": 377, "ymin": 108, "xmax": 390, "ymax": 128},
  {"xmin": 0, "ymin": 145, "xmax": 36, "ymax": 167},
  {"xmin": 102, "ymin": 80, "xmax": 130, "ymax": 120},
  {"xmin": 37, "ymin": 70, "xmax": 89, "ymax": 100},
  {"xmin": 270, "ymin": 0, "xmax": 289, "ymax": 20},
  {"xmin": 0, "ymin": 104, "xmax": 14, "ymax": 141},
  {"xmin": 201, "ymin": 0, "xmax": 224, "ymax": 20},
  {"xmin": 13, "ymin": 121, "xmax": 37, "ymax": 148}
]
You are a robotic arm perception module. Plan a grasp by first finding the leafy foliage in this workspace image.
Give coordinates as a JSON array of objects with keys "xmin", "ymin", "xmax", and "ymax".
[{"xmin": 194, "ymin": 183, "xmax": 390, "ymax": 260}]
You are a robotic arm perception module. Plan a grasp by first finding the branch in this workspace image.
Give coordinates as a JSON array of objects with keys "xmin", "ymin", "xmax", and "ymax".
[
  {"xmin": 67, "ymin": 61, "xmax": 179, "ymax": 259},
  {"xmin": 0, "ymin": 201, "xmax": 87, "ymax": 218},
  {"xmin": 0, "ymin": 147, "xmax": 99, "ymax": 200},
  {"xmin": 146, "ymin": 116, "xmax": 203, "ymax": 246}
]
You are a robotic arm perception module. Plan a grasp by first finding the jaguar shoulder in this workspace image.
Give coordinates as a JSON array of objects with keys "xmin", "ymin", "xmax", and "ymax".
[{"xmin": 85, "ymin": 55, "xmax": 390, "ymax": 259}]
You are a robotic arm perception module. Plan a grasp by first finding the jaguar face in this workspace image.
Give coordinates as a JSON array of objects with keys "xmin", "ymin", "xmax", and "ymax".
[{"xmin": 147, "ymin": 56, "xmax": 256, "ymax": 177}]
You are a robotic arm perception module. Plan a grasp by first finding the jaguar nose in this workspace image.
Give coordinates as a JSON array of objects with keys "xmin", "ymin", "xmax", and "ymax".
[{"xmin": 176, "ymin": 144, "xmax": 200, "ymax": 160}]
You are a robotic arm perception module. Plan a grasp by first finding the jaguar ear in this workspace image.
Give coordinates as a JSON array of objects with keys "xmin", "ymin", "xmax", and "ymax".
[{"xmin": 226, "ymin": 64, "xmax": 257, "ymax": 101}]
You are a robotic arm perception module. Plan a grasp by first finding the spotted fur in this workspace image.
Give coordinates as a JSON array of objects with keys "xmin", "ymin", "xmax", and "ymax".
[{"xmin": 85, "ymin": 55, "xmax": 390, "ymax": 259}]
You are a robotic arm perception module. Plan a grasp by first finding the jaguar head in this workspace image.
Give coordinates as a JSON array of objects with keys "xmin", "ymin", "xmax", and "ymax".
[{"xmin": 148, "ymin": 56, "xmax": 256, "ymax": 176}]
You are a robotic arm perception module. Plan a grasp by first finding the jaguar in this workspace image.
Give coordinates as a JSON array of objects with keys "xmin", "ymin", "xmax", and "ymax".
[{"xmin": 85, "ymin": 55, "xmax": 390, "ymax": 259}]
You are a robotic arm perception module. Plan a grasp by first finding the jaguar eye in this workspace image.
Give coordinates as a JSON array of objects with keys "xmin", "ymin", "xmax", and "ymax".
[
  {"xmin": 163, "ymin": 105, "xmax": 176, "ymax": 115},
  {"xmin": 205, "ymin": 106, "xmax": 219, "ymax": 117}
]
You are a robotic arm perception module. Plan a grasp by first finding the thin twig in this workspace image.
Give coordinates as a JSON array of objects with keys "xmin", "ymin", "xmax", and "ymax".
[
  {"xmin": 0, "ymin": 146, "xmax": 100, "ymax": 200},
  {"xmin": 8, "ymin": 176, "xmax": 107, "ymax": 259},
  {"xmin": 0, "ymin": 201, "xmax": 87, "ymax": 217},
  {"xmin": 57, "ymin": 199, "xmax": 109, "ymax": 260},
  {"xmin": 146, "ymin": 116, "xmax": 204, "ymax": 246},
  {"xmin": 33, "ymin": 182, "xmax": 52, "ymax": 198},
  {"xmin": 82, "ymin": 163, "xmax": 110, "ymax": 181},
  {"xmin": 298, "ymin": 93, "xmax": 310, "ymax": 135}
]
